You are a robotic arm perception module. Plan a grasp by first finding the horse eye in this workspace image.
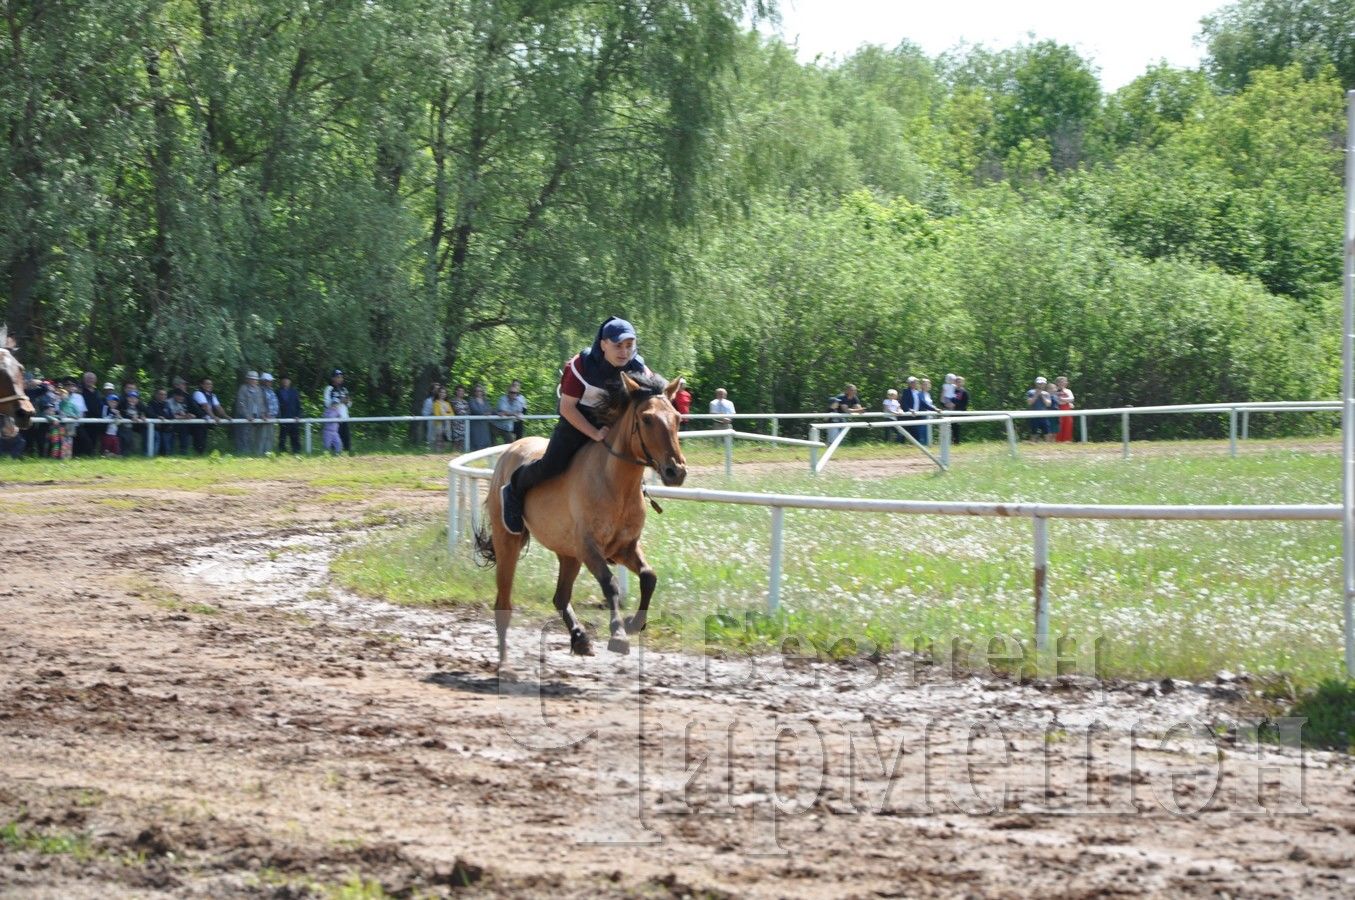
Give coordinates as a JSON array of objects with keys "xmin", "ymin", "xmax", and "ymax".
[{"xmin": 641, "ymin": 412, "xmax": 655, "ymax": 424}]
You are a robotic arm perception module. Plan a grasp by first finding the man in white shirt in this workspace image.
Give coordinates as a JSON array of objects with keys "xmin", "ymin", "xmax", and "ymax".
[{"xmin": 709, "ymin": 387, "xmax": 735, "ymax": 426}]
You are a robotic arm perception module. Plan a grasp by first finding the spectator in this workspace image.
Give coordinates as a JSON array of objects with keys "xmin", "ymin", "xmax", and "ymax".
[
  {"xmin": 951, "ymin": 376, "xmax": 970, "ymax": 443},
  {"xmin": 23, "ymin": 372, "xmax": 51, "ymax": 457},
  {"xmin": 322, "ymin": 370, "xmax": 352, "ymax": 452},
  {"xmin": 709, "ymin": 387, "xmax": 735, "ymax": 427},
  {"xmin": 233, "ymin": 371, "xmax": 266, "ymax": 455},
  {"xmin": 1055, "ymin": 375, "xmax": 1076, "ymax": 443},
  {"xmin": 52, "ymin": 383, "xmax": 77, "ymax": 459},
  {"xmin": 673, "ymin": 382, "xmax": 693, "ymax": 426},
  {"xmin": 467, "ymin": 383, "xmax": 492, "ymax": 451},
  {"xmin": 1026, "ymin": 376, "xmax": 1056, "ymax": 442},
  {"xmin": 0, "ymin": 418, "xmax": 26, "ymax": 459},
  {"xmin": 450, "ymin": 385, "xmax": 470, "ymax": 450},
  {"xmin": 121, "ymin": 391, "xmax": 147, "ymax": 456},
  {"xmin": 494, "ymin": 380, "xmax": 527, "ymax": 444},
  {"xmin": 191, "ymin": 378, "xmax": 227, "ymax": 454},
  {"xmin": 275, "ymin": 376, "xmax": 302, "ymax": 454},
  {"xmin": 148, "ymin": 388, "xmax": 174, "ymax": 456},
  {"xmin": 77, "ymin": 372, "xmax": 101, "ymax": 456},
  {"xmin": 899, "ymin": 376, "xmax": 932, "ymax": 441},
  {"xmin": 321, "ymin": 397, "xmax": 344, "ymax": 454},
  {"xmin": 942, "ymin": 373, "xmax": 957, "ymax": 410},
  {"xmin": 420, "ymin": 382, "xmax": 441, "ymax": 447},
  {"xmin": 827, "ymin": 383, "xmax": 864, "ymax": 443},
  {"xmin": 917, "ymin": 378, "xmax": 939, "ymax": 445},
  {"xmin": 101, "ymin": 395, "xmax": 124, "ymax": 456},
  {"xmin": 167, "ymin": 387, "xmax": 193, "ymax": 454},
  {"xmin": 882, "ymin": 388, "xmax": 904, "ymax": 442},
  {"xmin": 259, "ymin": 373, "xmax": 279, "ymax": 454},
  {"xmin": 100, "ymin": 382, "xmax": 117, "ymax": 416},
  {"xmin": 430, "ymin": 385, "xmax": 454, "ymax": 451}
]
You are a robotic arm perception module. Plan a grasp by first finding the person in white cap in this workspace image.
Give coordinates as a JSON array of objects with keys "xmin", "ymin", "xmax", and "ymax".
[
  {"xmin": 233, "ymin": 371, "xmax": 267, "ymax": 455},
  {"xmin": 258, "ymin": 373, "xmax": 279, "ymax": 454},
  {"xmin": 941, "ymin": 373, "xmax": 957, "ymax": 409},
  {"xmin": 1026, "ymin": 376, "xmax": 1056, "ymax": 442}
]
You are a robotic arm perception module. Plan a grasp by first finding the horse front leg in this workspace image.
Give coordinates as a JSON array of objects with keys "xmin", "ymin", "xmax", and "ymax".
[
  {"xmin": 552, "ymin": 555, "xmax": 592, "ymax": 656},
  {"xmin": 580, "ymin": 541, "xmax": 629, "ymax": 655},
  {"xmin": 614, "ymin": 543, "xmax": 657, "ymax": 636}
]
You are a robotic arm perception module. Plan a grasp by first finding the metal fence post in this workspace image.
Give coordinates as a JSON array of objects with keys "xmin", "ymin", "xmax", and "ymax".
[
  {"xmin": 1241, "ymin": 409, "xmax": 1250, "ymax": 440},
  {"xmin": 808, "ymin": 425, "xmax": 819, "ymax": 473},
  {"xmin": 448, "ymin": 471, "xmax": 459, "ymax": 552},
  {"xmin": 724, "ymin": 433, "xmax": 733, "ymax": 478},
  {"xmin": 1034, "ymin": 515, "xmax": 1050, "ymax": 652},
  {"xmin": 146, "ymin": 421, "xmax": 156, "ymax": 458},
  {"xmin": 618, "ymin": 566, "xmax": 629, "ymax": 603},
  {"xmin": 304, "ymin": 422, "xmax": 313, "ymax": 455},
  {"xmin": 1229, "ymin": 408, "xmax": 1238, "ymax": 458},
  {"xmin": 468, "ymin": 477, "xmax": 480, "ymax": 537},
  {"xmin": 768, "ymin": 506, "xmax": 784, "ymax": 614},
  {"xmin": 940, "ymin": 421, "xmax": 951, "ymax": 469},
  {"xmin": 1079, "ymin": 413, "xmax": 1088, "ymax": 443},
  {"xmin": 770, "ymin": 417, "xmax": 779, "ymax": 438},
  {"xmin": 1121, "ymin": 410, "xmax": 1131, "ymax": 459},
  {"xmin": 1004, "ymin": 416, "xmax": 1018, "ymax": 458},
  {"xmin": 463, "ymin": 420, "xmax": 471, "ymax": 453}
]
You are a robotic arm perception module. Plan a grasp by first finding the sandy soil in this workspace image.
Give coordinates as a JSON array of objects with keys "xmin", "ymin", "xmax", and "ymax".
[{"xmin": 2, "ymin": 462, "xmax": 1354, "ymax": 898}]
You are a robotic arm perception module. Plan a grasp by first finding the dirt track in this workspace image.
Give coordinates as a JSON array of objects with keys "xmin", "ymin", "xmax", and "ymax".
[{"xmin": 2, "ymin": 462, "xmax": 1355, "ymax": 898}]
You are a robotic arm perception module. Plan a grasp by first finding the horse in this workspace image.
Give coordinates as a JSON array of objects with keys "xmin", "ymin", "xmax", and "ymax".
[
  {"xmin": 0, "ymin": 328, "xmax": 35, "ymax": 431},
  {"xmin": 475, "ymin": 370, "xmax": 687, "ymax": 673}
]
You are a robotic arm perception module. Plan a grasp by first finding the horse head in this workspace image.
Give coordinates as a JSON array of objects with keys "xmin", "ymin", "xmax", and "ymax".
[
  {"xmin": 0, "ymin": 328, "xmax": 34, "ymax": 429},
  {"xmin": 618, "ymin": 371, "xmax": 688, "ymax": 487}
]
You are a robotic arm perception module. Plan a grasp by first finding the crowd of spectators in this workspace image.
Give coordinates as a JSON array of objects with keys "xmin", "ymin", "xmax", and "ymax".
[
  {"xmin": 3, "ymin": 361, "xmax": 1079, "ymax": 462},
  {"xmin": 8, "ymin": 368, "xmax": 348, "ymax": 459}
]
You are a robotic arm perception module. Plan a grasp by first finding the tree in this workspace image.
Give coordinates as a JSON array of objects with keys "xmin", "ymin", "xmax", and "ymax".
[{"xmin": 1201, "ymin": 0, "xmax": 1355, "ymax": 91}]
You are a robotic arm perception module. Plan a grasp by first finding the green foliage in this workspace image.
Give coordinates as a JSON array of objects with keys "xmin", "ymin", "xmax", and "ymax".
[{"xmin": 1201, "ymin": 0, "xmax": 1355, "ymax": 91}]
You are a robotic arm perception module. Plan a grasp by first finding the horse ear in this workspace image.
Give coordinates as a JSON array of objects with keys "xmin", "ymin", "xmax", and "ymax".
[
  {"xmin": 664, "ymin": 376, "xmax": 683, "ymax": 400},
  {"xmin": 620, "ymin": 371, "xmax": 641, "ymax": 395}
]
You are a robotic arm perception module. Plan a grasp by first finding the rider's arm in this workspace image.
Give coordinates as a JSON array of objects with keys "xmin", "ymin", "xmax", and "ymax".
[{"xmin": 559, "ymin": 394, "xmax": 604, "ymax": 441}]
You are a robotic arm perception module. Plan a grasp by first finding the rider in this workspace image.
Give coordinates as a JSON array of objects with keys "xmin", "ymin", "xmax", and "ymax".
[{"xmin": 500, "ymin": 316, "xmax": 649, "ymax": 534}]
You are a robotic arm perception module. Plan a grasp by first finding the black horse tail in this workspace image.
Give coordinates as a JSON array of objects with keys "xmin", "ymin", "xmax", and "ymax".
[{"xmin": 473, "ymin": 522, "xmax": 496, "ymax": 567}]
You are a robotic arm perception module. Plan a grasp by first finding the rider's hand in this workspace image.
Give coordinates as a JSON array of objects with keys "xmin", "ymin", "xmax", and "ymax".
[{"xmin": 594, "ymin": 426, "xmax": 609, "ymax": 442}]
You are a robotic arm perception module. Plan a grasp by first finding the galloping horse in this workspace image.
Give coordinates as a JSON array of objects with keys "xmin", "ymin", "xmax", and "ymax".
[
  {"xmin": 476, "ymin": 370, "xmax": 687, "ymax": 672},
  {"xmin": 0, "ymin": 328, "xmax": 35, "ymax": 431}
]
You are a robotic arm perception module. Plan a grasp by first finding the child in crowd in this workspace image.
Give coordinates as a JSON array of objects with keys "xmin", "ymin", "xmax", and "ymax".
[
  {"xmin": 102, "ymin": 395, "xmax": 123, "ymax": 456},
  {"xmin": 322, "ymin": 399, "xmax": 344, "ymax": 454}
]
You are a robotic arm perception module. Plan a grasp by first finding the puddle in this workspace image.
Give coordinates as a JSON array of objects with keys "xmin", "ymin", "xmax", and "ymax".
[{"xmin": 177, "ymin": 531, "xmax": 1248, "ymax": 738}]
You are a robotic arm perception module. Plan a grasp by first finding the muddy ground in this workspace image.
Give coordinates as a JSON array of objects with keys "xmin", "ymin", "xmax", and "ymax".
[{"xmin": 2, "ymin": 455, "xmax": 1354, "ymax": 898}]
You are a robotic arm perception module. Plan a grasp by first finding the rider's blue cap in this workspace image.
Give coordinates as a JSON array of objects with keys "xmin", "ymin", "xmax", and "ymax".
[{"xmin": 600, "ymin": 318, "xmax": 636, "ymax": 344}]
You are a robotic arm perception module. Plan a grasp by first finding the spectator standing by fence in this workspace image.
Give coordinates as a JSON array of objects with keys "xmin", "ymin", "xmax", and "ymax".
[
  {"xmin": 259, "ymin": 374, "xmax": 279, "ymax": 454},
  {"xmin": 233, "ymin": 372, "xmax": 266, "ymax": 455},
  {"xmin": 673, "ymin": 382, "xmax": 692, "ymax": 426},
  {"xmin": 276, "ymin": 376, "xmax": 302, "ymax": 454},
  {"xmin": 148, "ymin": 388, "xmax": 173, "ymax": 456},
  {"xmin": 951, "ymin": 376, "xmax": 970, "ymax": 443},
  {"xmin": 420, "ymin": 383, "xmax": 441, "ymax": 447},
  {"xmin": 450, "ymin": 385, "xmax": 469, "ymax": 450},
  {"xmin": 121, "ymin": 391, "xmax": 147, "ymax": 455},
  {"xmin": 467, "ymin": 383, "xmax": 492, "ymax": 450},
  {"xmin": 495, "ymin": 380, "xmax": 527, "ymax": 444},
  {"xmin": 322, "ymin": 398, "xmax": 344, "ymax": 454},
  {"xmin": 430, "ymin": 386, "xmax": 454, "ymax": 451},
  {"xmin": 323, "ymin": 370, "xmax": 352, "ymax": 452},
  {"xmin": 77, "ymin": 372, "xmax": 101, "ymax": 456},
  {"xmin": 710, "ymin": 388, "xmax": 735, "ymax": 426},
  {"xmin": 882, "ymin": 389, "xmax": 904, "ymax": 442},
  {"xmin": 191, "ymin": 378, "xmax": 226, "ymax": 455},
  {"xmin": 101, "ymin": 395, "xmax": 123, "ymax": 456},
  {"xmin": 1055, "ymin": 376, "xmax": 1075, "ymax": 443},
  {"xmin": 1026, "ymin": 376, "xmax": 1056, "ymax": 442}
]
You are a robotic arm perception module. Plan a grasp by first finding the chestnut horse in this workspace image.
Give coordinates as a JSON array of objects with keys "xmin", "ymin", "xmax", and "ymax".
[
  {"xmin": 475, "ymin": 370, "xmax": 687, "ymax": 672},
  {"xmin": 0, "ymin": 328, "xmax": 35, "ymax": 430}
]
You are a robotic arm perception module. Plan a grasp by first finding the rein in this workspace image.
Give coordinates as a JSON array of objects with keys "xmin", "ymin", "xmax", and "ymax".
[{"xmin": 600, "ymin": 394, "xmax": 668, "ymax": 513}]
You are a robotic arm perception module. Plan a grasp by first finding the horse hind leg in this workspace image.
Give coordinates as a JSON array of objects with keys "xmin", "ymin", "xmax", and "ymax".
[
  {"xmin": 614, "ymin": 543, "xmax": 657, "ymax": 636},
  {"xmin": 552, "ymin": 555, "xmax": 592, "ymax": 656},
  {"xmin": 493, "ymin": 531, "xmax": 526, "ymax": 678}
]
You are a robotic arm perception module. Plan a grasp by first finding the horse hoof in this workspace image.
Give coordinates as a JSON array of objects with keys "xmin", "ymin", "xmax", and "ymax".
[
  {"xmin": 624, "ymin": 615, "xmax": 647, "ymax": 635},
  {"xmin": 607, "ymin": 637, "xmax": 630, "ymax": 655},
  {"xmin": 570, "ymin": 634, "xmax": 594, "ymax": 656}
]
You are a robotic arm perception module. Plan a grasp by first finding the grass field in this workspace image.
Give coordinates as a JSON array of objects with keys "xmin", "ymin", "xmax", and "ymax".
[{"xmin": 332, "ymin": 444, "xmax": 1349, "ymax": 689}]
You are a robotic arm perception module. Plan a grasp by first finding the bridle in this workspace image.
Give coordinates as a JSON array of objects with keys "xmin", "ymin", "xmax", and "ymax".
[{"xmin": 602, "ymin": 393, "xmax": 665, "ymax": 471}]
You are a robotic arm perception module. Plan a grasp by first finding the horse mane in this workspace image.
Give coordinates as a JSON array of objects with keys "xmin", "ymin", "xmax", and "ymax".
[{"xmin": 591, "ymin": 371, "xmax": 669, "ymax": 426}]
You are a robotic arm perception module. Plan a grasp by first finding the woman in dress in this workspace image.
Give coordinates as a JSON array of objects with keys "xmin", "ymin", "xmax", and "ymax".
[{"xmin": 1055, "ymin": 376, "xmax": 1075, "ymax": 443}]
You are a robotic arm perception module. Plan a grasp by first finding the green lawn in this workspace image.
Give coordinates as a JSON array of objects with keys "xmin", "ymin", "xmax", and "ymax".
[{"xmin": 334, "ymin": 446, "xmax": 1347, "ymax": 687}]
